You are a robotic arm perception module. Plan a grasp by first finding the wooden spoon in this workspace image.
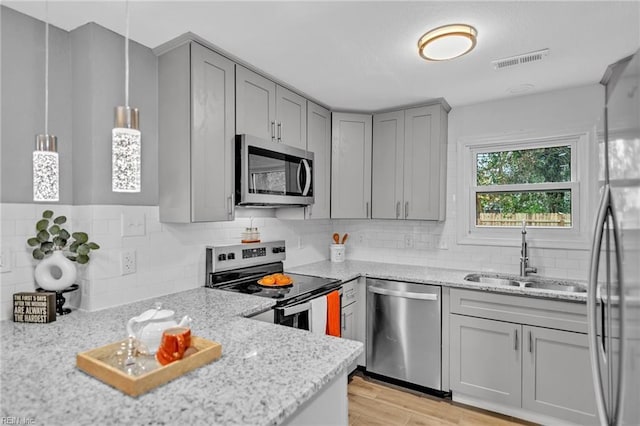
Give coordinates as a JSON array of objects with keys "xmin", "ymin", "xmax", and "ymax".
[
  {"xmin": 333, "ymin": 233, "xmax": 340, "ymax": 244},
  {"xmin": 341, "ymin": 233, "xmax": 349, "ymax": 244}
]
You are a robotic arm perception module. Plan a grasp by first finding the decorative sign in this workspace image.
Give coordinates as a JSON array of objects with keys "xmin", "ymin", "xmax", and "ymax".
[{"xmin": 13, "ymin": 292, "xmax": 56, "ymax": 323}]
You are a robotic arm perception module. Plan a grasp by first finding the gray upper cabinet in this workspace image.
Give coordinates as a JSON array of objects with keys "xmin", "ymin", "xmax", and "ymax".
[
  {"xmin": 158, "ymin": 42, "xmax": 235, "ymax": 223},
  {"xmin": 331, "ymin": 112, "xmax": 372, "ymax": 219},
  {"xmin": 306, "ymin": 101, "xmax": 331, "ymax": 219},
  {"xmin": 276, "ymin": 85, "xmax": 307, "ymax": 150},
  {"xmin": 372, "ymin": 104, "xmax": 447, "ymax": 220},
  {"xmin": 372, "ymin": 110, "xmax": 404, "ymax": 219},
  {"xmin": 235, "ymin": 65, "xmax": 276, "ymax": 141},
  {"xmin": 236, "ymin": 66, "xmax": 307, "ymax": 149}
]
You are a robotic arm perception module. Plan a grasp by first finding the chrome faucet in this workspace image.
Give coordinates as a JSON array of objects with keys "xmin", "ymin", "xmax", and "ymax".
[{"xmin": 520, "ymin": 220, "xmax": 537, "ymax": 277}]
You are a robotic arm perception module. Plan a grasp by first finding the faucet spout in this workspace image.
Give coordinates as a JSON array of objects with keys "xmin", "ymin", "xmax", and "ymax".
[{"xmin": 520, "ymin": 220, "xmax": 537, "ymax": 277}]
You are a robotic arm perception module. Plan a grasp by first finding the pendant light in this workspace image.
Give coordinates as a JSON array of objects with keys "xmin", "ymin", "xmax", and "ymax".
[
  {"xmin": 33, "ymin": 1, "xmax": 59, "ymax": 202},
  {"xmin": 112, "ymin": 0, "xmax": 141, "ymax": 193}
]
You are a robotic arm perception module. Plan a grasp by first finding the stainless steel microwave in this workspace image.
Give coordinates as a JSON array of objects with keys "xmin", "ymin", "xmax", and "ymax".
[{"xmin": 235, "ymin": 134, "xmax": 314, "ymax": 206}]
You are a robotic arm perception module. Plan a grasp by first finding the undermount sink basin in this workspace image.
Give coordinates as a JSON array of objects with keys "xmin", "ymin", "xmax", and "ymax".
[
  {"xmin": 463, "ymin": 274, "xmax": 520, "ymax": 287},
  {"xmin": 521, "ymin": 281, "xmax": 587, "ymax": 293},
  {"xmin": 463, "ymin": 273, "xmax": 587, "ymax": 293}
]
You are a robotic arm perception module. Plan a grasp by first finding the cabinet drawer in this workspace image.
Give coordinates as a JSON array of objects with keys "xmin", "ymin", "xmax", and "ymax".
[
  {"xmin": 342, "ymin": 279, "xmax": 357, "ymax": 306},
  {"xmin": 450, "ymin": 288, "xmax": 587, "ymax": 333}
]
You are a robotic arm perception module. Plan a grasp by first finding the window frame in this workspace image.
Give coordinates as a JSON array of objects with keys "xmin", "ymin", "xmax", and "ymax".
[{"xmin": 457, "ymin": 132, "xmax": 594, "ymax": 249}]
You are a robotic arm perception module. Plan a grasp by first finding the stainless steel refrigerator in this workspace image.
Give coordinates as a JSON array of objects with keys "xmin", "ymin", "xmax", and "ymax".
[{"xmin": 588, "ymin": 49, "xmax": 640, "ymax": 425}]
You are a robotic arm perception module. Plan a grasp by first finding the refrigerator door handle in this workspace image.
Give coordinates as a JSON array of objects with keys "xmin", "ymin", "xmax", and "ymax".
[
  {"xmin": 609, "ymin": 195, "xmax": 626, "ymax": 425},
  {"xmin": 588, "ymin": 185, "xmax": 612, "ymax": 425}
]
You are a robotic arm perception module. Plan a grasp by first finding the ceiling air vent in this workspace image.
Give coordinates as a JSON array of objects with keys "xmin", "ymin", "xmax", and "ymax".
[{"xmin": 492, "ymin": 48, "xmax": 550, "ymax": 70}]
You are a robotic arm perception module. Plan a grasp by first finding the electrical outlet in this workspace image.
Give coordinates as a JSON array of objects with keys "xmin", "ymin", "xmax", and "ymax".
[
  {"xmin": 404, "ymin": 234, "xmax": 414, "ymax": 249},
  {"xmin": 121, "ymin": 249, "xmax": 137, "ymax": 275},
  {"xmin": 0, "ymin": 250, "xmax": 11, "ymax": 273}
]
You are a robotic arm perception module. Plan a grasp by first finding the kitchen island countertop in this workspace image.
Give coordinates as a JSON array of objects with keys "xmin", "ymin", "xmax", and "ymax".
[
  {"xmin": 0, "ymin": 288, "xmax": 362, "ymax": 425},
  {"xmin": 288, "ymin": 260, "xmax": 587, "ymax": 302}
]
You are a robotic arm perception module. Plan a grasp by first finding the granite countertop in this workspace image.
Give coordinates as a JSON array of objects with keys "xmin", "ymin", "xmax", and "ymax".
[
  {"xmin": 0, "ymin": 288, "xmax": 362, "ymax": 425},
  {"xmin": 288, "ymin": 260, "xmax": 588, "ymax": 302}
]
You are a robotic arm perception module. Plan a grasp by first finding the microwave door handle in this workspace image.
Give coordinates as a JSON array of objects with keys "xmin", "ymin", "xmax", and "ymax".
[
  {"xmin": 296, "ymin": 161, "xmax": 303, "ymax": 194},
  {"xmin": 301, "ymin": 159, "xmax": 312, "ymax": 196}
]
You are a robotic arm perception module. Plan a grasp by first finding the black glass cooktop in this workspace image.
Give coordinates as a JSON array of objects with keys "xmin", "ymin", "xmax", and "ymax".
[{"xmin": 207, "ymin": 262, "xmax": 339, "ymax": 304}]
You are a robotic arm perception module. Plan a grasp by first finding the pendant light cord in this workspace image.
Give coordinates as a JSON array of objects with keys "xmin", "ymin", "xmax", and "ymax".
[
  {"xmin": 125, "ymin": 0, "xmax": 130, "ymax": 108},
  {"xmin": 44, "ymin": 0, "xmax": 49, "ymax": 135}
]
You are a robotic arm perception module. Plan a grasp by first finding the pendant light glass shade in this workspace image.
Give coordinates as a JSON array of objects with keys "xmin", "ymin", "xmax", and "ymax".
[
  {"xmin": 33, "ymin": 2, "xmax": 59, "ymax": 202},
  {"xmin": 112, "ymin": 106, "xmax": 141, "ymax": 192},
  {"xmin": 112, "ymin": 0, "xmax": 141, "ymax": 193},
  {"xmin": 33, "ymin": 135, "xmax": 59, "ymax": 202}
]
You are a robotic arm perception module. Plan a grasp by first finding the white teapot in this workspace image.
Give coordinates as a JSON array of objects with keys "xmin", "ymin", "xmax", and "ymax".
[{"xmin": 126, "ymin": 302, "xmax": 192, "ymax": 354}]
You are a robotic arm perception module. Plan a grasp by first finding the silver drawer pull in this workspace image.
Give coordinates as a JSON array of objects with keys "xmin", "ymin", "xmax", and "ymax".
[
  {"xmin": 514, "ymin": 329, "xmax": 519, "ymax": 351},
  {"xmin": 368, "ymin": 286, "xmax": 438, "ymax": 301}
]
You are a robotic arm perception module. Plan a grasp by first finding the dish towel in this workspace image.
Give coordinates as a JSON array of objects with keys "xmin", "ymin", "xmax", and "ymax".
[
  {"xmin": 310, "ymin": 296, "xmax": 327, "ymax": 335},
  {"xmin": 325, "ymin": 290, "xmax": 341, "ymax": 337}
]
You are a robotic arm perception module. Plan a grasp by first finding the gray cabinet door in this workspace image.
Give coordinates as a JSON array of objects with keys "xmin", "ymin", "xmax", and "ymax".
[
  {"xmin": 190, "ymin": 43, "xmax": 235, "ymax": 222},
  {"xmin": 342, "ymin": 302, "xmax": 356, "ymax": 341},
  {"xmin": 331, "ymin": 112, "xmax": 372, "ymax": 219},
  {"xmin": 372, "ymin": 110, "xmax": 404, "ymax": 219},
  {"xmin": 522, "ymin": 326, "xmax": 598, "ymax": 424},
  {"xmin": 404, "ymin": 105, "xmax": 446, "ymax": 220},
  {"xmin": 450, "ymin": 314, "xmax": 522, "ymax": 407},
  {"xmin": 236, "ymin": 65, "xmax": 276, "ymax": 141},
  {"xmin": 158, "ymin": 42, "xmax": 234, "ymax": 223},
  {"xmin": 276, "ymin": 85, "xmax": 307, "ymax": 150},
  {"xmin": 306, "ymin": 101, "xmax": 331, "ymax": 219}
]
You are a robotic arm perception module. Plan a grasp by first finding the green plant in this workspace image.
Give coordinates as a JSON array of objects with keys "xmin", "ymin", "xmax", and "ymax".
[{"xmin": 27, "ymin": 210, "xmax": 100, "ymax": 264}]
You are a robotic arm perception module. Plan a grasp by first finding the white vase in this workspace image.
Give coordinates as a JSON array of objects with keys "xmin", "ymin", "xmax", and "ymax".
[{"xmin": 34, "ymin": 250, "xmax": 77, "ymax": 291}]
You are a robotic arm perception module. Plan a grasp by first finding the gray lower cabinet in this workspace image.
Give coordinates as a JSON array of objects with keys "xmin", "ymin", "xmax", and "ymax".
[
  {"xmin": 158, "ymin": 42, "xmax": 235, "ymax": 222},
  {"xmin": 450, "ymin": 312, "xmax": 597, "ymax": 424},
  {"xmin": 522, "ymin": 325, "xmax": 597, "ymax": 423},
  {"xmin": 450, "ymin": 314, "xmax": 522, "ymax": 407}
]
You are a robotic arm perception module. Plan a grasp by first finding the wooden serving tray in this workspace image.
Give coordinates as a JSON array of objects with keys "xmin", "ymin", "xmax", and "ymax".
[{"xmin": 76, "ymin": 336, "xmax": 222, "ymax": 397}]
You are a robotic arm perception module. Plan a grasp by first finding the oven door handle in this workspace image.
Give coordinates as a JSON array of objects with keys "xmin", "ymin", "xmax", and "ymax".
[{"xmin": 276, "ymin": 302, "xmax": 312, "ymax": 317}]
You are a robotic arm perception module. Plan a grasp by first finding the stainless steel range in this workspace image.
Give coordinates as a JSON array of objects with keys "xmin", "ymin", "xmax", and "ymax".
[{"xmin": 205, "ymin": 241, "xmax": 341, "ymax": 330}]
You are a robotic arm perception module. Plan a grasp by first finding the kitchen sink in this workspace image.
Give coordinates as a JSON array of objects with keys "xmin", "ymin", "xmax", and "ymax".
[
  {"xmin": 463, "ymin": 274, "xmax": 520, "ymax": 287},
  {"xmin": 463, "ymin": 273, "xmax": 587, "ymax": 293}
]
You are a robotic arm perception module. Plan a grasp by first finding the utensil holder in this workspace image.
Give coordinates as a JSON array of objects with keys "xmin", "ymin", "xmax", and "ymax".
[{"xmin": 330, "ymin": 244, "xmax": 345, "ymax": 263}]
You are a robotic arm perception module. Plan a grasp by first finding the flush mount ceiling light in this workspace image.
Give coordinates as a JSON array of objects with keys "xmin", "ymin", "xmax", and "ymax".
[
  {"xmin": 112, "ymin": 0, "xmax": 141, "ymax": 193},
  {"xmin": 34, "ymin": 0, "xmax": 59, "ymax": 202},
  {"xmin": 418, "ymin": 24, "xmax": 477, "ymax": 61}
]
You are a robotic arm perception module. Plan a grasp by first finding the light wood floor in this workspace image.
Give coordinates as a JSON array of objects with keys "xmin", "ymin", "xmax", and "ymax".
[{"xmin": 348, "ymin": 375, "xmax": 537, "ymax": 426}]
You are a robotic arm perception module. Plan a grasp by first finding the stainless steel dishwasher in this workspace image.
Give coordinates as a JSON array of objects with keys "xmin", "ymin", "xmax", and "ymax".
[{"xmin": 366, "ymin": 278, "xmax": 442, "ymax": 390}]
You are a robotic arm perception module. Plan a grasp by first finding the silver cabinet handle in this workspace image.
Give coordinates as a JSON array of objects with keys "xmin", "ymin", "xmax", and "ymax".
[
  {"xmin": 514, "ymin": 329, "xmax": 519, "ymax": 351},
  {"xmin": 405, "ymin": 201, "xmax": 409, "ymax": 219},
  {"xmin": 227, "ymin": 195, "xmax": 233, "ymax": 216},
  {"xmin": 529, "ymin": 330, "xmax": 533, "ymax": 353},
  {"xmin": 366, "ymin": 202, "xmax": 369, "ymax": 218},
  {"xmin": 271, "ymin": 121, "xmax": 276, "ymax": 142},
  {"xmin": 396, "ymin": 201, "xmax": 400, "ymax": 219},
  {"xmin": 342, "ymin": 313, "xmax": 346, "ymax": 331},
  {"xmin": 367, "ymin": 285, "xmax": 438, "ymax": 301},
  {"xmin": 277, "ymin": 122, "xmax": 282, "ymax": 142}
]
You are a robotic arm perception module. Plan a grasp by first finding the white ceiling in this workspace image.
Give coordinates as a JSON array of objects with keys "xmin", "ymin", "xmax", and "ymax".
[{"xmin": 4, "ymin": 1, "xmax": 640, "ymax": 111}]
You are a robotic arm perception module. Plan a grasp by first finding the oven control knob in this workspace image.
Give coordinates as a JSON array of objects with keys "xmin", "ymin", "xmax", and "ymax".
[
  {"xmin": 218, "ymin": 254, "xmax": 226, "ymax": 261},
  {"xmin": 280, "ymin": 246, "xmax": 286, "ymax": 253},
  {"xmin": 272, "ymin": 247, "xmax": 280, "ymax": 254},
  {"xmin": 227, "ymin": 253, "xmax": 235, "ymax": 260}
]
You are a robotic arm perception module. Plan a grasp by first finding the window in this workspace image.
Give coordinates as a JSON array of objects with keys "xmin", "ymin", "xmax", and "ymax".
[
  {"xmin": 474, "ymin": 144, "xmax": 573, "ymax": 228},
  {"xmin": 458, "ymin": 133, "xmax": 593, "ymax": 248}
]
